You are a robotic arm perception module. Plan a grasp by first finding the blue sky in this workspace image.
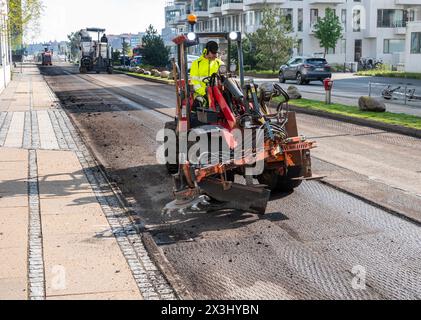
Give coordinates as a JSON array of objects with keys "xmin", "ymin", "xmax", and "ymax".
[{"xmin": 35, "ymin": 0, "xmax": 167, "ymax": 42}]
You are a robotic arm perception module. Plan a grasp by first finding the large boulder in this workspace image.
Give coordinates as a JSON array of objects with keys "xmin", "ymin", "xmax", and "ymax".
[
  {"xmin": 144, "ymin": 71, "xmax": 152, "ymax": 76},
  {"xmin": 287, "ymin": 86, "xmax": 302, "ymax": 100},
  {"xmin": 137, "ymin": 68, "xmax": 145, "ymax": 74},
  {"xmin": 160, "ymin": 71, "xmax": 170, "ymax": 78},
  {"xmin": 151, "ymin": 69, "xmax": 161, "ymax": 77},
  {"xmin": 358, "ymin": 96, "xmax": 386, "ymax": 112}
]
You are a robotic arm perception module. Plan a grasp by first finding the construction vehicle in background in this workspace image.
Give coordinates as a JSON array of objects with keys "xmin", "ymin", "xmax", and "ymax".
[
  {"xmin": 79, "ymin": 28, "xmax": 113, "ymax": 74},
  {"xmin": 162, "ymin": 25, "xmax": 316, "ymax": 216},
  {"xmin": 41, "ymin": 48, "xmax": 53, "ymax": 66}
]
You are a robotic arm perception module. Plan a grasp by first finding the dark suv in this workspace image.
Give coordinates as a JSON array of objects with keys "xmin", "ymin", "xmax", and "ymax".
[{"xmin": 279, "ymin": 57, "xmax": 332, "ymax": 85}]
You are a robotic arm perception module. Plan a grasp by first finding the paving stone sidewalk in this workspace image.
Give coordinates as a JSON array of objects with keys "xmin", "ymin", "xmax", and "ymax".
[{"xmin": 0, "ymin": 64, "xmax": 176, "ymax": 300}]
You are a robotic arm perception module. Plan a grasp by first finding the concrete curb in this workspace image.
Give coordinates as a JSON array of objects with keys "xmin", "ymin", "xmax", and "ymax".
[
  {"xmin": 276, "ymin": 103, "xmax": 421, "ymax": 139},
  {"xmin": 142, "ymin": 233, "xmax": 193, "ymax": 300}
]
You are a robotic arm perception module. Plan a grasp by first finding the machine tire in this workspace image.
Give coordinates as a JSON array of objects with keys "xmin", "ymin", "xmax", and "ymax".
[
  {"xmin": 107, "ymin": 67, "xmax": 113, "ymax": 74},
  {"xmin": 258, "ymin": 166, "xmax": 303, "ymax": 193},
  {"xmin": 164, "ymin": 121, "xmax": 179, "ymax": 175},
  {"xmin": 279, "ymin": 71, "xmax": 286, "ymax": 83},
  {"xmin": 257, "ymin": 171, "xmax": 279, "ymax": 191},
  {"xmin": 296, "ymin": 73, "xmax": 304, "ymax": 85},
  {"xmin": 275, "ymin": 177, "xmax": 303, "ymax": 192},
  {"xmin": 80, "ymin": 67, "xmax": 87, "ymax": 74}
]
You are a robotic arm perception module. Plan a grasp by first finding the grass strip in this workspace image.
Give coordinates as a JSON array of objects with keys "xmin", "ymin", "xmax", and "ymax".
[{"xmin": 356, "ymin": 70, "xmax": 421, "ymax": 80}]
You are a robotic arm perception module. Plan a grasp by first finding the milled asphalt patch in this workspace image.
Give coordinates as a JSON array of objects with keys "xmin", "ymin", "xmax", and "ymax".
[{"xmin": 312, "ymin": 157, "xmax": 421, "ymax": 226}]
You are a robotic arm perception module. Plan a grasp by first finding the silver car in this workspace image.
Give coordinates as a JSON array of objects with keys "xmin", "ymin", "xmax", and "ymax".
[{"xmin": 279, "ymin": 56, "xmax": 332, "ymax": 85}]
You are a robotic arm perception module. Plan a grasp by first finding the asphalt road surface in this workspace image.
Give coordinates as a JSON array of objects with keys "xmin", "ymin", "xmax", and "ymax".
[
  {"xmin": 41, "ymin": 63, "xmax": 421, "ymax": 300},
  {"xmin": 256, "ymin": 73, "xmax": 421, "ymax": 96},
  {"xmin": 254, "ymin": 73, "xmax": 421, "ymax": 114}
]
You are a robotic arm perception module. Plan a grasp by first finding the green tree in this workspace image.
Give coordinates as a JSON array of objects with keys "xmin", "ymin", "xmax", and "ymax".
[
  {"xmin": 112, "ymin": 49, "xmax": 121, "ymax": 65},
  {"xmin": 243, "ymin": 36, "xmax": 259, "ymax": 70},
  {"xmin": 142, "ymin": 25, "xmax": 170, "ymax": 68},
  {"xmin": 247, "ymin": 7, "xmax": 296, "ymax": 72},
  {"xmin": 9, "ymin": 0, "xmax": 44, "ymax": 50},
  {"xmin": 313, "ymin": 7, "xmax": 343, "ymax": 58},
  {"xmin": 67, "ymin": 31, "xmax": 81, "ymax": 62},
  {"xmin": 122, "ymin": 38, "xmax": 130, "ymax": 57}
]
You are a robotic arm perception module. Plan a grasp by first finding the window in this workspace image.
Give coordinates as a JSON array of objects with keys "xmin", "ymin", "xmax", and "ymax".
[
  {"xmin": 194, "ymin": 0, "xmax": 208, "ymax": 12},
  {"xmin": 341, "ymin": 9, "xmax": 347, "ymax": 32},
  {"xmin": 377, "ymin": 9, "xmax": 407, "ymax": 28},
  {"xmin": 353, "ymin": 10, "xmax": 361, "ymax": 32},
  {"xmin": 310, "ymin": 9, "xmax": 319, "ymax": 28},
  {"xmin": 411, "ymin": 32, "xmax": 421, "ymax": 54},
  {"xmin": 383, "ymin": 39, "xmax": 405, "ymax": 54},
  {"xmin": 354, "ymin": 39, "xmax": 362, "ymax": 62},
  {"xmin": 298, "ymin": 9, "xmax": 303, "ymax": 32},
  {"xmin": 280, "ymin": 8, "xmax": 293, "ymax": 31},
  {"xmin": 340, "ymin": 39, "xmax": 346, "ymax": 54}
]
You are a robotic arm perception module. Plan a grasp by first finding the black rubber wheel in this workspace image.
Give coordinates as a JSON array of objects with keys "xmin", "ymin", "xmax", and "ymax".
[
  {"xmin": 296, "ymin": 73, "xmax": 304, "ymax": 85},
  {"xmin": 258, "ymin": 167, "xmax": 303, "ymax": 193},
  {"xmin": 275, "ymin": 177, "xmax": 303, "ymax": 192},
  {"xmin": 279, "ymin": 71, "xmax": 286, "ymax": 83},
  {"xmin": 79, "ymin": 67, "xmax": 87, "ymax": 74}
]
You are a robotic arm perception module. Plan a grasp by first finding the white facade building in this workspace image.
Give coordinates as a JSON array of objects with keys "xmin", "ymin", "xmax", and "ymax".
[
  {"xmin": 0, "ymin": 0, "xmax": 12, "ymax": 93},
  {"xmin": 164, "ymin": 0, "xmax": 421, "ymax": 69},
  {"xmin": 405, "ymin": 21, "xmax": 421, "ymax": 72}
]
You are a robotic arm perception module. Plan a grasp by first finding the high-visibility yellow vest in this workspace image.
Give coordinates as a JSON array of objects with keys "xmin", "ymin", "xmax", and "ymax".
[{"xmin": 190, "ymin": 54, "xmax": 223, "ymax": 97}]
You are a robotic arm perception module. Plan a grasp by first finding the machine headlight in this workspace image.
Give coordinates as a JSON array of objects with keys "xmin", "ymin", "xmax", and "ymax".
[
  {"xmin": 229, "ymin": 32, "xmax": 238, "ymax": 41},
  {"xmin": 187, "ymin": 32, "xmax": 196, "ymax": 41}
]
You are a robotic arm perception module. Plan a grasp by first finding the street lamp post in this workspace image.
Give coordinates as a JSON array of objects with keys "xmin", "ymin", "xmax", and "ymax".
[
  {"xmin": 121, "ymin": 37, "xmax": 127, "ymax": 66},
  {"xmin": 0, "ymin": 0, "xmax": 9, "ymax": 88}
]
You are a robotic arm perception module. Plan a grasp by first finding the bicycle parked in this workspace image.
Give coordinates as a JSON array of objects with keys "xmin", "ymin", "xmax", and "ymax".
[
  {"xmin": 359, "ymin": 58, "xmax": 384, "ymax": 71},
  {"xmin": 381, "ymin": 85, "xmax": 421, "ymax": 101}
]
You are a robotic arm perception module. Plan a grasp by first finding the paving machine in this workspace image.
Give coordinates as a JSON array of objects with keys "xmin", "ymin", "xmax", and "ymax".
[
  {"xmin": 41, "ymin": 47, "xmax": 53, "ymax": 66},
  {"xmin": 79, "ymin": 28, "xmax": 113, "ymax": 74},
  {"xmin": 162, "ymin": 29, "xmax": 316, "ymax": 215}
]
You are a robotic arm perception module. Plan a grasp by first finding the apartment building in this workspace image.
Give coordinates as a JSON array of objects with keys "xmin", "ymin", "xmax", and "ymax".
[
  {"xmin": 0, "ymin": 0, "xmax": 12, "ymax": 93},
  {"xmin": 163, "ymin": 0, "xmax": 421, "ymax": 71}
]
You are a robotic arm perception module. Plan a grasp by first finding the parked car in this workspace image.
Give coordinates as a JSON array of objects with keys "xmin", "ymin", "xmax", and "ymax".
[
  {"xmin": 131, "ymin": 55, "xmax": 143, "ymax": 66},
  {"xmin": 279, "ymin": 56, "xmax": 332, "ymax": 85}
]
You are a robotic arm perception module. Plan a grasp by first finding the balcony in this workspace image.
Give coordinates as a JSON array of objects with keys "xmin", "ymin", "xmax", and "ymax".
[
  {"xmin": 221, "ymin": 0, "xmax": 244, "ymax": 15},
  {"xmin": 309, "ymin": 0, "xmax": 345, "ymax": 4},
  {"xmin": 395, "ymin": 27, "xmax": 407, "ymax": 34},
  {"xmin": 395, "ymin": 0, "xmax": 421, "ymax": 5},
  {"xmin": 209, "ymin": 0, "xmax": 222, "ymax": 16},
  {"xmin": 193, "ymin": 0, "xmax": 208, "ymax": 18},
  {"xmin": 244, "ymin": 0, "xmax": 285, "ymax": 9},
  {"xmin": 209, "ymin": 7, "xmax": 222, "ymax": 16}
]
